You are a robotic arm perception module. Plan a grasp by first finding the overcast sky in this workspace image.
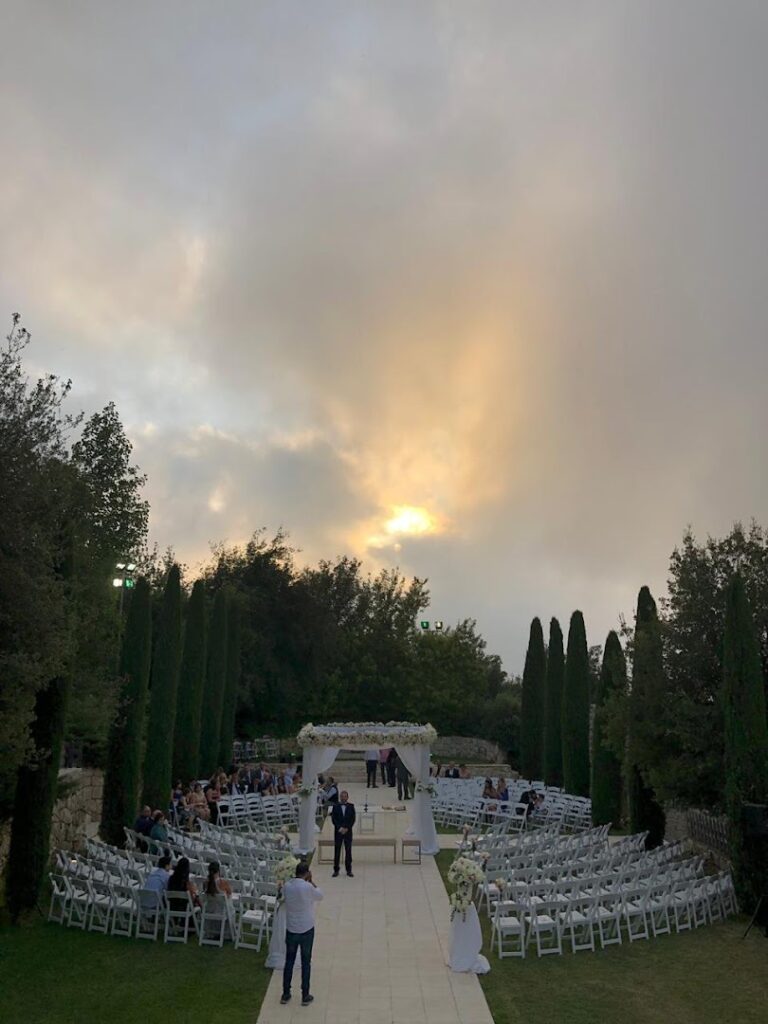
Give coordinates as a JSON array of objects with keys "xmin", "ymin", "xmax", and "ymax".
[{"xmin": 2, "ymin": 2, "xmax": 767, "ymax": 674}]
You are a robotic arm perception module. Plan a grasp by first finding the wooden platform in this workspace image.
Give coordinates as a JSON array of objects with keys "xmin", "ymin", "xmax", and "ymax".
[{"xmin": 317, "ymin": 836, "xmax": 398, "ymax": 863}]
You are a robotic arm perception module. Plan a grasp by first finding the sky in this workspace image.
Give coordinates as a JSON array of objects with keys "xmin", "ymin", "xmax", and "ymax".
[{"xmin": 2, "ymin": 1, "xmax": 768, "ymax": 674}]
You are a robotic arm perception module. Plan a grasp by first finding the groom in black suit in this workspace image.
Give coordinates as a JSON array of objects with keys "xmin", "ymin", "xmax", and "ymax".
[{"xmin": 331, "ymin": 790, "xmax": 356, "ymax": 877}]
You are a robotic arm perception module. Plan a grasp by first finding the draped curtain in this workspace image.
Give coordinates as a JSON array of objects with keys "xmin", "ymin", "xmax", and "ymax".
[
  {"xmin": 396, "ymin": 743, "xmax": 440, "ymax": 855},
  {"xmin": 297, "ymin": 745, "xmax": 339, "ymax": 853}
]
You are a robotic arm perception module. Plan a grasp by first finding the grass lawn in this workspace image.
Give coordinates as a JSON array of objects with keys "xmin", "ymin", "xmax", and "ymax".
[
  {"xmin": 435, "ymin": 851, "xmax": 768, "ymax": 1024},
  {"xmin": 0, "ymin": 912, "xmax": 271, "ymax": 1024}
]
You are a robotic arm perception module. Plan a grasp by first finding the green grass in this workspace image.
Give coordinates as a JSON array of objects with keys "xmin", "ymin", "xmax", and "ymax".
[
  {"xmin": 0, "ymin": 912, "xmax": 271, "ymax": 1024},
  {"xmin": 435, "ymin": 851, "xmax": 768, "ymax": 1024}
]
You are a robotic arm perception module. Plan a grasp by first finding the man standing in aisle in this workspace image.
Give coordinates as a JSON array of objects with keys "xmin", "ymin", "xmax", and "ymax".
[
  {"xmin": 331, "ymin": 789, "xmax": 356, "ymax": 877},
  {"xmin": 281, "ymin": 861, "xmax": 323, "ymax": 1007},
  {"xmin": 364, "ymin": 747, "xmax": 379, "ymax": 788}
]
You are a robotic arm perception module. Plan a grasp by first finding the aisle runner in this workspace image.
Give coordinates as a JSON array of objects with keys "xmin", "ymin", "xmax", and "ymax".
[{"xmin": 256, "ymin": 782, "xmax": 493, "ymax": 1024}]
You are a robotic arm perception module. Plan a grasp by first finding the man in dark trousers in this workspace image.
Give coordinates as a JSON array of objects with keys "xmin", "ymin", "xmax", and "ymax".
[
  {"xmin": 395, "ymin": 754, "xmax": 412, "ymax": 800},
  {"xmin": 331, "ymin": 790, "xmax": 356, "ymax": 877}
]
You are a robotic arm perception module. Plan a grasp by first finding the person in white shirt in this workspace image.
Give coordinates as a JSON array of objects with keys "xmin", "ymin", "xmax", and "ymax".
[
  {"xmin": 364, "ymin": 748, "xmax": 379, "ymax": 788},
  {"xmin": 281, "ymin": 862, "xmax": 323, "ymax": 1007},
  {"xmin": 141, "ymin": 855, "xmax": 171, "ymax": 908}
]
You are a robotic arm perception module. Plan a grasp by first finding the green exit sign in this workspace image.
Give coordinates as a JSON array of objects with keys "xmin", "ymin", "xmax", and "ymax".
[
  {"xmin": 420, "ymin": 620, "xmax": 430, "ymax": 630},
  {"xmin": 124, "ymin": 578, "xmax": 135, "ymax": 589}
]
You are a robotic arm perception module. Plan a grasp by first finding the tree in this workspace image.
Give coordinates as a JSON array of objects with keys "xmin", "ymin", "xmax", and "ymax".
[
  {"xmin": 218, "ymin": 593, "xmax": 242, "ymax": 767},
  {"xmin": 5, "ymin": 674, "xmax": 68, "ymax": 920},
  {"xmin": 627, "ymin": 587, "xmax": 666, "ymax": 848},
  {"xmin": 542, "ymin": 618, "xmax": 564, "ymax": 786},
  {"xmin": 722, "ymin": 574, "xmax": 768, "ymax": 909},
  {"xmin": 172, "ymin": 579, "xmax": 207, "ymax": 783},
  {"xmin": 0, "ymin": 317, "xmax": 73, "ymax": 814},
  {"xmin": 591, "ymin": 631, "xmax": 626, "ymax": 827},
  {"xmin": 653, "ymin": 522, "xmax": 768, "ymax": 807},
  {"xmin": 562, "ymin": 611, "xmax": 590, "ymax": 797},
  {"xmin": 101, "ymin": 577, "xmax": 152, "ymax": 845},
  {"xmin": 520, "ymin": 618, "xmax": 546, "ymax": 780},
  {"xmin": 199, "ymin": 588, "xmax": 228, "ymax": 774},
  {"xmin": 142, "ymin": 565, "xmax": 182, "ymax": 810}
]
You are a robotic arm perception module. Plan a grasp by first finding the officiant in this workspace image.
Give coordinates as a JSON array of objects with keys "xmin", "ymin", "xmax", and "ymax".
[{"xmin": 331, "ymin": 790, "xmax": 356, "ymax": 877}]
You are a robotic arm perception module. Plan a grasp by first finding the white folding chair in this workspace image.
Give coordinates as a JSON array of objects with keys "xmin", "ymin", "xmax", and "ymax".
[
  {"xmin": 527, "ymin": 899, "xmax": 563, "ymax": 957},
  {"xmin": 110, "ymin": 883, "xmax": 137, "ymax": 938},
  {"xmin": 235, "ymin": 895, "xmax": 271, "ymax": 951},
  {"xmin": 136, "ymin": 888, "xmax": 166, "ymax": 940},
  {"xmin": 199, "ymin": 893, "xmax": 236, "ymax": 947},
  {"xmin": 491, "ymin": 898, "xmax": 527, "ymax": 958},
  {"xmin": 66, "ymin": 877, "xmax": 91, "ymax": 929},
  {"xmin": 48, "ymin": 873, "xmax": 70, "ymax": 924},
  {"xmin": 164, "ymin": 890, "xmax": 200, "ymax": 944},
  {"xmin": 87, "ymin": 879, "xmax": 113, "ymax": 933}
]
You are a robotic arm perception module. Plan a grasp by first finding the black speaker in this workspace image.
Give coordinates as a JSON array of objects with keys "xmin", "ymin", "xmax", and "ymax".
[{"xmin": 742, "ymin": 803, "xmax": 768, "ymax": 838}]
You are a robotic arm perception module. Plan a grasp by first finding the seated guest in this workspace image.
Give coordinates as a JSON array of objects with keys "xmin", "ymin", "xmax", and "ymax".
[
  {"xmin": 167, "ymin": 856, "xmax": 199, "ymax": 907},
  {"xmin": 205, "ymin": 860, "xmax": 232, "ymax": 897},
  {"xmin": 257, "ymin": 769, "xmax": 274, "ymax": 796},
  {"xmin": 134, "ymin": 805, "xmax": 154, "ymax": 837},
  {"xmin": 227, "ymin": 770, "xmax": 242, "ymax": 796},
  {"xmin": 143, "ymin": 854, "xmax": 172, "ymax": 905},
  {"xmin": 188, "ymin": 782, "xmax": 209, "ymax": 822},
  {"xmin": 205, "ymin": 781, "xmax": 221, "ymax": 825},
  {"xmin": 283, "ymin": 763, "xmax": 296, "ymax": 789},
  {"xmin": 323, "ymin": 776, "xmax": 339, "ymax": 804},
  {"xmin": 497, "ymin": 777, "xmax": 510, "ymax": 806},
  {"xmin": 150, "ymin": 810, "xmax": 169, "ymax": 844},
  {"xmin": 458, "ymin": 764, "xmax": 471, "ymax": 780}
]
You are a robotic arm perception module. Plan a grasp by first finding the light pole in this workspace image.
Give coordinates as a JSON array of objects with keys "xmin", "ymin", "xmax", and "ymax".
[{"xmin": 112, "ymin": 561, "xmax": 137, "ymax": 616}]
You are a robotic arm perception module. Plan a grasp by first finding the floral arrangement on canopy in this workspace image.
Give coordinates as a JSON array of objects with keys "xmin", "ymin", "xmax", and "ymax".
[
  {"xmin": 297, "ymin": 721, "xmax": 437, "ymax": 748},
  {"xmin": 447, "ymin": 856, "xmax": 485, "ymax": 920}
]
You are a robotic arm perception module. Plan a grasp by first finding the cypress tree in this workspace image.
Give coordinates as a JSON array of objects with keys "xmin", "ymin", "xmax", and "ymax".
[
  {"xmin": 142, "ymin": 564, "xmax": 182, "ymax": 810},
  {"xmin": 520, "ymin": 617, "xmax": 546, "ymax": 780},
  {"xmin": 199, "ymin": 588, "xmax": 228, "ymax": 775},
  {"xmin": 591, "ymin": 631, "xmax": 626, "ymax": 827},
  {"xmin": 6, "ymin": 675, "xmax": 68, "ymax": 921},
  {"xmin": 723, "ymin": 573, "xmax": 768, "ymax": 910},
  {"xmin": 627, "ymin": 586, "xmax": 666, "ymax": 848},
  {"xmin": 172, "ymin": 579, "xmax": 207, "ymax": 783},
  {"xmin": 562, "ymin": 610, "xmax": 591, "ymax": 797},
  {"xmin": 542, "ymin": 617, "xmax": 564, "ymax": 787},
  {"xmin": 218, "ymin": 595, "xmax": 242, "ymax": 768},
  {"xmin": 101, "ymin": 577, "xmax": 152, "ymax": 845}
]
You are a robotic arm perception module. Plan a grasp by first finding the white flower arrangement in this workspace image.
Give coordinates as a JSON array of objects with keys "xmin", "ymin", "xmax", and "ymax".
[
  {"xmin": 415, "ymin": 781, "xmax": 437, "ymax": 797},
  {"xmin": 296, "ymin": 721, "xmax": 438, "ymax": 748},
  {"xmin": 297, "ymin": 782, "xmax": 317, "ymax": 799},
  {"xmin": 274, "ymin": 854, "xmax": 300, "ymax": 886},
  {"xmin": 447, "ymin": 856, "xmax": 484, "ymax": 921}
]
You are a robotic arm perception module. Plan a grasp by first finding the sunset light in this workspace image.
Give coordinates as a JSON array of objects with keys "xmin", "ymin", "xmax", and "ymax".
[{"xmin": 384, "ymin": 505, "xmax": 437, "ymax": 537}]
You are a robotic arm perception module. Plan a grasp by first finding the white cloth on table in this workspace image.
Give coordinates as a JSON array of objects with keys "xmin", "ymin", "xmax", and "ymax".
[
  {"xmin": 265, "ymin": 901, "xmax": 286, "ymax": 969},
  {"xmin": 448, "ymin": 902, "xmax": 491, "ymax": 974}
]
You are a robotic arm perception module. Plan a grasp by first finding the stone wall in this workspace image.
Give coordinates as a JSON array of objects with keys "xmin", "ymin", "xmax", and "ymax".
[
  {"xmin": 0, "ymin": 768, "xmax": 104, "ymax": 879},
  {"xmin": 432, "ymin": 736, "xmax": 505, "ymax": 764}
]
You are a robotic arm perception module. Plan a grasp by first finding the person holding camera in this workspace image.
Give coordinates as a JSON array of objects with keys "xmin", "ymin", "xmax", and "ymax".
[{"xmin": 281, "ymin": 861, "xmax": 323, "ymax": 1007}]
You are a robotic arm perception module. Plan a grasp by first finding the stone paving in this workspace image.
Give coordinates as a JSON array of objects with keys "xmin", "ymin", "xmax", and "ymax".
[{"xmin": 256, "ymin": 782, "xmax": 494, "ymax": 1024}]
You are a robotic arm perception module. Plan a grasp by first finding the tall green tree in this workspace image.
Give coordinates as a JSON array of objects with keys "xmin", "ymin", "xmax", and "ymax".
[
  {"xmin": 520, "ymin": 618, "xmax": 546, "ymax": 780},
  {"xmin": 173, "ymin": 579, "xmax": 207, "ymax": 783},
  {"xmin": 142, "ymin": 565, "xmax": 182, "ymax": 809},
  {"xmin": 723, "ymin": 574, "xmax": 768, "ymax": 909},
  {"xmin": 6, "ymin": 674, "xmax": 69, "ymax": 921},
  {"xmin": 542, "ymin": 617, "xmax": 564, "ymax": 786},
  {"xmin": 627, "ymin": 586, "xmax": 666, "ymax": 848},
  {"xmin": 562, "ymin": 610, "xmax": 591, "ymax": 797},
  {"xmin": 591, "ymin": 631, "xmax": 626, "ymax": 827},
  {"xmin": 218, "ymin": 593, "xmax": 242, "ymax": 767},
  {"xmin": 101, "ymin": 577, "xmax": 152, "ymax": 845},
  {"xmin": 199, "ymin": 588, "xmax": 228, "ymax": 774}
]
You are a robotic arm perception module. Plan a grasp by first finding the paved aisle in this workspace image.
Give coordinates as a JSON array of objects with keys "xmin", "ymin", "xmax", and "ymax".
[{"xmin": 256, "ymin": 782, "xmax": 494, "ymax": 1024}]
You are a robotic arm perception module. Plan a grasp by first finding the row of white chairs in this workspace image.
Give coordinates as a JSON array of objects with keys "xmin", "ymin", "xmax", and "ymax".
[
  {"xmin": 491, "ymin": 870, "xmax": 737, "ymax": 958},
  {"xmin": 48, "ymin": 871, "xmax": 272, "ymax": 950}
]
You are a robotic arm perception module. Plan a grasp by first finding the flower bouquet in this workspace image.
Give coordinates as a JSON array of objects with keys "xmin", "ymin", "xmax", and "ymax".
[
  {"xmin": 273, "ymin": 854, "xmax": 300, "ymax": 901},
  {"xmin": 415, "ymin": 781, "xmax": 437, "ymax": 797},
  {"xmin": 447, "ymin": 856, "xmax": 485, "ymax": 921}
]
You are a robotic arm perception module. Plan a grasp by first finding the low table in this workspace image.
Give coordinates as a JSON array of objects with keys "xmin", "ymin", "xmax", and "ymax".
[
  {"xmin": 317, "ymin": 836, "xmax": 398, "ymax": 864},
  {"xmin": 401, "ymin": 838, "xmax": 422, "ymax": 864}
]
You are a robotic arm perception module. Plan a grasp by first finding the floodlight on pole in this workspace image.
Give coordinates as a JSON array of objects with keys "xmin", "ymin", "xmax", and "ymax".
[
  {"xmin": 116, "ymin": 562, "xmax": 126, "ymax": 570},
  {"xmin": 112, "ymin": 578, "xmax": 123, "ymax": 588}
]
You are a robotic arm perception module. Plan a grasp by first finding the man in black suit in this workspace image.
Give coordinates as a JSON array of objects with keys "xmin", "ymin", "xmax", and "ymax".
[{"xmin": 330, "ymin": 790, "xmax": 356, "ymax": 877}]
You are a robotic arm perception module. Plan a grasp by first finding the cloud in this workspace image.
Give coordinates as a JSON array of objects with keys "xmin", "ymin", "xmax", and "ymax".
[{"xmin": 2, "ymin": 2, "xmax": 768, "ymax": 670}]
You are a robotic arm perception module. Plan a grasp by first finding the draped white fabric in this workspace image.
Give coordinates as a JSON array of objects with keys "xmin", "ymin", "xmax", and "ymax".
[
  {"xmin": 265, "ymin": 900, "xmax": 286, "ymax": 969},
  {"xmin": 297, "ymin": 745, "xmax": 339, "ymax": 853},
  {"xmin": 395, "ymin": 743, "xmax": 440, "ymax": 855},
  {"xmin": 448, "ymin": 902, "xmax": 491, "ymax": 973}
]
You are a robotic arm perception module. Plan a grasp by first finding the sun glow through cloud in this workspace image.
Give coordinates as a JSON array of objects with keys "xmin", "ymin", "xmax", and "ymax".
[{"xmin": 384, "ymin": 505, "xmax": 437, "ymax": 537}]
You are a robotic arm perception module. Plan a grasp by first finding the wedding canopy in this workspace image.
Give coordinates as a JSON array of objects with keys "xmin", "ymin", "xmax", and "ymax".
[{"xmin": 296, "ymin": 721, "xmax": 440, "ymax": 855}]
